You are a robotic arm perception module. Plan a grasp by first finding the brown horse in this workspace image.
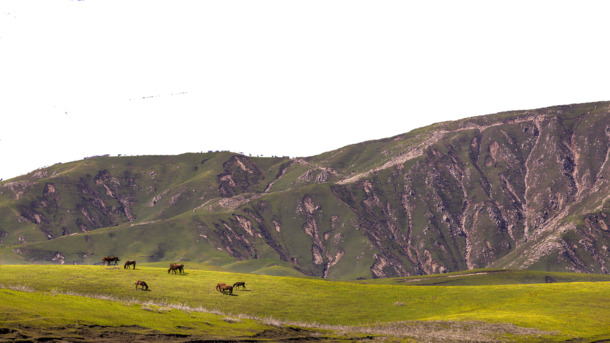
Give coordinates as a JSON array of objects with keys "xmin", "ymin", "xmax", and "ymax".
[
  {"xmin": 233, "ymin": 282, "xmax": 246, "ymax": 289},
  {"xmin": 124, "ymin": 260, "xmax": 136, "ymax": 269},
  {"xmin": 135, "ymin": 280, "xmax": 148, "ymax": 290},
  {"xmin": 215, "ymin": 283, "xmax": 227, "ymax": 291},
  {"xmin": 102, "ymin": 256, "xmax": 120, "ymax": 266},
  {"xmin": 216, "ymin": 284, "xmax": 233, "ymax": 295},
  {"xmin": 168, "ymin": 263, "xmax": 184, "ymax": 274}
]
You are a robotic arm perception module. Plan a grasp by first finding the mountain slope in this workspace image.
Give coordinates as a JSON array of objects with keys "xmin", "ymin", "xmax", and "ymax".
[{"xmin": 1, "ymin": 101, "xmax": 609, "ymax": 278}]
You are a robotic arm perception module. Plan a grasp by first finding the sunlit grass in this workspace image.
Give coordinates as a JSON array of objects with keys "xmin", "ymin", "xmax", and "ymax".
[{"xmin": 0, "ymin": 265, "xmax": 608, "ymax": 341}]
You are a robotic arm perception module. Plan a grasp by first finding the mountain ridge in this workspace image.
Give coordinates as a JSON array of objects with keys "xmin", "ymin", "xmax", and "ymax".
[{"xmin": 1, "ymin": 100, "xmax": 609, "ymax": 279}]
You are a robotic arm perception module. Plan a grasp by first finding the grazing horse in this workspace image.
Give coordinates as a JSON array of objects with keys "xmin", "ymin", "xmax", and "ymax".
[
  {"xmin": 233, "ymin": 282, "xmax": 246, "ymax": 289},
  {"xmin": 216, "ymin": 283, "xmax": 233, "ymax": 295},
  {"xmin": 215, "ymin": 283, "xmax": 227, "ymax": 291},
  {"xmin": 124, "ymin": 260, "xmax": 136, "ymax": 269},
  {"xmin": 102, "ymin": 256, "xmax": 120, "ymax": 266},
  {"xmin": 135, "ymin": 280, "xmax": 148, "ymax": 290},
  {"xmin": 168, "ymin": 263, "xmax": 184, "ymax": 274}
]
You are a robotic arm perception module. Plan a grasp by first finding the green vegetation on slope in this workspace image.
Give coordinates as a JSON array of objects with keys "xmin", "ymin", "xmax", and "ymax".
[
  {"xmin": 2, "ymin": 101, "xmax": 610, "ymax": 279},
  {"xmin": 0, "ymin": 288, "xmax": 274, "ymax": 341},
  {"xmin": 356, "ymin": 268, "xmax": 610, "ymax": 286}
]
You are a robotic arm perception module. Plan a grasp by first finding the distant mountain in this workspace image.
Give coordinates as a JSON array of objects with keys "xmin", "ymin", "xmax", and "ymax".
[{"xmin": 1, "ymin": 101, "xmax": 609, "ymax": 279}]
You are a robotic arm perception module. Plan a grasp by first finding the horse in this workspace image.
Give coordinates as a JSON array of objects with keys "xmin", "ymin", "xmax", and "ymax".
[
  {"xmin": 216, "ymin": 283, "xmax": 233, "ymax": 295},
  {"xmin": 233, "ymin": 282, "xmax": 246, "ymax": 289},
  {"xmin": 135, "ymin": 280, "xmax": 148, "ymax": 290},
  {"xmin": 168, "ymin": 263, "xmax": 184, "ymax": 274},
  {"xmin": 102, "ymin": 256, "xmax": 120, "ymax": 266},
  {"xmin": 124, "ymin": 260, "xmax": 136, "ymax": 269}
]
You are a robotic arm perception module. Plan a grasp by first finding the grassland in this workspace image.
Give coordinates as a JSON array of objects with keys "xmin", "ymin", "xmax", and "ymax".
[{"xmin": 0, "ymin": 265, "xmax": 608, "ymax": 342}]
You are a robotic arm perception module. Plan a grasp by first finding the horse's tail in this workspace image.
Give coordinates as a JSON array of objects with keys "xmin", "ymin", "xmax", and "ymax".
[{"xmin": 133, "ymin": 261, "xmax": 136, "ymax": 269}]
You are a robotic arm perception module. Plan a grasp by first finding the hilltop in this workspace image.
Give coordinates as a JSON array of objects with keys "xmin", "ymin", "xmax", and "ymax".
[{"xmin": 1, "ymin": 101, "xmax": 609, "ymax": 279}]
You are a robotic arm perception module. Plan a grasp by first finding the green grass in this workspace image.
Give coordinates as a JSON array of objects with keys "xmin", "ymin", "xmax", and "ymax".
[
  {"xmin": 0, "ymin": 287, "xmax": 281, "ymax": 341},
  {"xmin": 0, "ymin": 265, "xmax": 608, "ymax": 341},
  {"xmin": 357, "ymin": 268, "xmax": 610, "ymax": 286}
]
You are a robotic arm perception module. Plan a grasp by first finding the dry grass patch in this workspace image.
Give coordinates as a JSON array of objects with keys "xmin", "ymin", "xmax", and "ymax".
[
  {"xmin": 0, "ymin": 284, "xmax": 34, "ymax": 292},
  {"xmin": 327, "ymin": 320, "xmax": 556, "ymax": 342}
]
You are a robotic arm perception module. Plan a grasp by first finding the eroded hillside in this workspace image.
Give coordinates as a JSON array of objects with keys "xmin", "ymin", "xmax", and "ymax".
[{"xmin": 1, "ymin": 101, "xmax": 609, "ymax": 278}]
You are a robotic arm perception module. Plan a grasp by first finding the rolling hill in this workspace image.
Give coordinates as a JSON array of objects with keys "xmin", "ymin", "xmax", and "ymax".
[{"xmin": 1, "ymin": 101, "xmax": 609, "ymax": 279}]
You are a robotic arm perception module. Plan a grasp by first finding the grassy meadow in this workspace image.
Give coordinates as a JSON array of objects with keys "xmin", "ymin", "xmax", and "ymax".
[{"xmin": 0, "ymin": 264, "xmax": 609, "ymax": 342}]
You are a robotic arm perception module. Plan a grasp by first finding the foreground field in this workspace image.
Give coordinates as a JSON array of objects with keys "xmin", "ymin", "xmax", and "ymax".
[{"xmin": 0, "ymin": 265, "xmax": 609, "ymax": 342}]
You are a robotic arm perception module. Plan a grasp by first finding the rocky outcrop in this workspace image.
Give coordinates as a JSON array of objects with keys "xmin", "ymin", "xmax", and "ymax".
[
  {"xmin": 17, "ymin": 171, "xmax": 137, "ymax": 239},
  {"xmin": 297, "ymin": 195, "xmax": 345, "ymax": 278},
  {"xmin": 217, "ymin": 155, "xmax": 264, "ymax": 197}
]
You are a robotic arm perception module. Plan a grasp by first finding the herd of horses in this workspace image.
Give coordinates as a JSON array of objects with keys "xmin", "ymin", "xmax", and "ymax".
[{"xmin": 101, "ymin": 256, "xmax": 244, "ymax": 295}]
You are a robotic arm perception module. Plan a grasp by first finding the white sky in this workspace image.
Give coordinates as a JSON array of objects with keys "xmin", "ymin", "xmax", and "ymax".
[{"xmin": 1, "ymin": 0, "xmax": 609, "ymax": 180}]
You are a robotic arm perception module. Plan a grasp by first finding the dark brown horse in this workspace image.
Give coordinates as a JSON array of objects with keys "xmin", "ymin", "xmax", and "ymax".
[
  {"xmin": 102, "ymin": 256, "xmax": 120, "ymax": 266},
  {"xmin": 233, "ymin": 282, "xmax": 246, "ymax": 289},
  {"xmin": 135, "ymin": 280, "xmax": 148, "ymax": 290},
  {"xmin": 216, "ymin": 283, "xmax": 233, "ymax": 295},
  {"xmin": 168, "ymin": 263, "xmax": 184, "ymax": 274},
  {"xmin": 124, "ymin": 260, "xmax": 136, "ymax": 269}
]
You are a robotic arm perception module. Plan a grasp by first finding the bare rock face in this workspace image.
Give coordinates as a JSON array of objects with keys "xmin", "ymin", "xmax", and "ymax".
[
  {"xmin": 327, "ymin": 105, "xmax": 610, "ymax": 276},
  {"xmin": 217, "ymin": 155, "xmax": 264, "ymax": 197},
  {"xmin": 17, "ymin": 171, "xmax": 137, "ymax": 240},
  {"xmin": 297, "ymin": 195, "xmax": 344, "ymax": 278}
]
